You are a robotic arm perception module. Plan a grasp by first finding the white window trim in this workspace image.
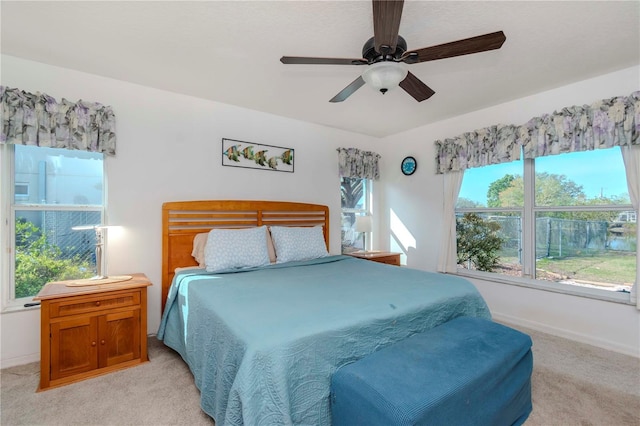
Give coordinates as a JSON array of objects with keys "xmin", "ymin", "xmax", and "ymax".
[
  {"xmin": 1, "ymin": 144, "xmax": 106, "ymax": 313},
  {"xmin": 455, "ymin": 156, "xmax": 636, "ymax": 304},
  {"xmin": 1, "ymin": 144, "xmax": 15, "ymax": 312}
]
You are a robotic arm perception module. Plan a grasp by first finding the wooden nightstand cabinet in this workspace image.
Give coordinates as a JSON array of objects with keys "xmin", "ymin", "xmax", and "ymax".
[
  {"xmin": 346, "ymin": 251, "xmax": 402, "ymax": 266},
  {"xmin": 34, "ymin": 273, "xmax": 151, "ymax": 391}
]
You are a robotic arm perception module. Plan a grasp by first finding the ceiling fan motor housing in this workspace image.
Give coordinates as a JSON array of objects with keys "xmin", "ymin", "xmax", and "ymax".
[{"xmin": 362, "ymin": 35, "xmax": 408, "ymax": 63}]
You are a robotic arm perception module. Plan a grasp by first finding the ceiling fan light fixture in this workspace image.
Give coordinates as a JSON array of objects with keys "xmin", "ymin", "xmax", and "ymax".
[{"xmin": 361, "ymin": 61, "xmax": 408, "ymax": 94}]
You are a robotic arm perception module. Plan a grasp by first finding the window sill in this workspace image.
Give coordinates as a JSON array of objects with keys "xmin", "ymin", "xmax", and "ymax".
[
  {"xmin": 1, "ymin": 303, "xmax": 40, "ymax": 314},
  {"xmin": 455, "ymin": 268, "xmax": 634, "ymax": 305}
]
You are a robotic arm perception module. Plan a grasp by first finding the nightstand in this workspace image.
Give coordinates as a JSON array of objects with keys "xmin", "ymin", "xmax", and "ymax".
[
  {"xmin": 34, "ymin": 273, "xmax": 151, "ymax": 391},
  {"xmin": 346, "ymin": 251, "xmax": 402, "ymax": 266}
]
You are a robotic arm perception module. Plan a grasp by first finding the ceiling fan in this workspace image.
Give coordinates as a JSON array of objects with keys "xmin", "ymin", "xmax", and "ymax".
[{"xmin": 280, "ymin": 0, "xmax": 506, "ymax": 103}]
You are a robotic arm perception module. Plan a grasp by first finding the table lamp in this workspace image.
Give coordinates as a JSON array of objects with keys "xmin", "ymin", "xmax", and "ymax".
[
  {"xmin": 71, "ymin": 224, "xmax": 109, "ymax": 279},
  {"xmin": 68, "ymin": 225, "xmax": 131, "ymax": 286},
  {"xmin": 354, "ymin": 215, "xmax": 373, "ymax": 251}
]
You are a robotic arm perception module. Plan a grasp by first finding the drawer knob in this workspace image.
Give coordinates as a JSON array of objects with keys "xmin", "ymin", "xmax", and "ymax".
[
  {"xmin": 91, "ymin": 341, "xmax": 96, "ymax": 347},
  {"xmin": 95, "ymin": 301, "xmax": 101, "ymax": 306},
  {"xmin": 101, "ymin": 340, "xmax": 105, "ymax": 345}
]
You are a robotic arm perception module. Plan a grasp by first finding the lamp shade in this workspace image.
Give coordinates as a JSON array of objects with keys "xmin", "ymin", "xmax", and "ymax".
[
  {"xmin": 355, "ymin": 215, "xmax": 373, "ymax": 233},
  {"xmin": 361, "ymin": 62, "xmax": 408, "ymax": 92}
]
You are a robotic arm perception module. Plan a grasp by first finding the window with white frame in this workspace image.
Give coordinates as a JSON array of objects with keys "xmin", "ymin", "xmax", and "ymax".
[
  {"xmin": 340, "ymin": 177, "xmax": 372, "ymax": 253},
  {"xmin": 456, "ymin": 147, "xmax": 636, "ymax": 295},
  {"xmin": 1, "ymin": 144, "xmax": 104, "ymax": 308}
]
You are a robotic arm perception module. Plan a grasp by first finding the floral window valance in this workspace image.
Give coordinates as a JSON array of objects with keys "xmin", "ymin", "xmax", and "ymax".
[
  {"xmin": 1, "ymin": 86, "xmax": 117, "ymax": 155},
  {"xmin": 435, "ymin": 124, "xmax": 520, "ymax": 174},
  {"xmin": 519, "ymin": 92, "xmax": 639, "ymax": 159},
  {"xmin": 337, "ymin": 147, "xmax": 381, "ymax": 180},
  {"xmin": 436, "ymin": 91, "xmax": 639, "ymax": 174}
]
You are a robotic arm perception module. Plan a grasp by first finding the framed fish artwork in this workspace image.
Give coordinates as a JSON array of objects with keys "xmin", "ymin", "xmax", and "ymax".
[{"xmin": 222, "ymin": 138, "xmax": 294, "ymax": 173}]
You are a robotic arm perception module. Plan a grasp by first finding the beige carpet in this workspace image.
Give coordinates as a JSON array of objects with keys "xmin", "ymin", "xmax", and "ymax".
[
  {"xmin": 1, "ymin": 324, "xmax": 638, "ymax": 425},
  {"xmin": 521, "ymin": 325, "xmax": 640, "ymax": 425}
]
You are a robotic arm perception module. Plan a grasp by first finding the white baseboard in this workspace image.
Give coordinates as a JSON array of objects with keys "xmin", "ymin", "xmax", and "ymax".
[
  {"xmin": 1, "ymin": 352, "xmax": 39, "ymax": 369},
  {"xmin": 493, "ymin": 312, "xmax": 640, "ymax": 358}
]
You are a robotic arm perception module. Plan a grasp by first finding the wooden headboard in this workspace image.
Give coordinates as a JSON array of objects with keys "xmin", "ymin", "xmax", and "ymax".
[{"xmin": 161, "ymin": 200, "xmax": 329, "ymax": 312}]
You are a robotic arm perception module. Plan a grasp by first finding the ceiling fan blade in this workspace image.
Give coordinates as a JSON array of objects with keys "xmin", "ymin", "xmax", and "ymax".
[
  {"xmin": 372, "ymin": 0, "xmax": 404, "ymax": 54},
  {"xmin": 280, "ymin": 56, "xmax": 368, "ymax": 66},
  {"xmin": 399, "ymin": 72, "xmax": 435, "ymax": 102},
  {"xmin": 402, "ymin": 31, "xmax": 506, "ymax": 64},
  {"xmin": 329, "ymin": 76, "xmax": 366, "ymax": 103}
]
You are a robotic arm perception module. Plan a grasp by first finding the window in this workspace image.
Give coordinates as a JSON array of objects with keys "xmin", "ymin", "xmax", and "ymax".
[
  {"xmin": 14, "ymin": 183, "xmax": 29, "ymax": 199},
  {"xmin": 456, "ymin": 147, "xmax": 636, "ymax": 295},
  {"xmin": 1, "ymin": 144, "xmax": 104, "ymax": 308},
  {"xmin": 340, "ymin": 177, "xmax": 372, "ymax": 253}
]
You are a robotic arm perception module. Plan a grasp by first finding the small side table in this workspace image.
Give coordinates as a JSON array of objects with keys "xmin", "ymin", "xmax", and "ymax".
[
  {"xmin": 34, "ymin": 273, "xmax": 151, "ymax": 391},
  {"xmin": 346, "ymin": 251, "xmax": 401, "ymax": 266}
]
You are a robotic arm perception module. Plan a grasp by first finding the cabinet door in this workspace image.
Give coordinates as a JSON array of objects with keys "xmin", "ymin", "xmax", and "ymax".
[
  {"xmin": 50, "ymin": 316, "xmax": 99, "ymax": 380},
  {"xmin": 98, "ymin": 308, "xmax": 141, "ymax": 368}
]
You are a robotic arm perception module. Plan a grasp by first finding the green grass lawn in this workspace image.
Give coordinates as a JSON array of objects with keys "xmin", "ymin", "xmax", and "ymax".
[{"xmin": 535, "ymin": 252, "xmax": 636, "ymax": 286}]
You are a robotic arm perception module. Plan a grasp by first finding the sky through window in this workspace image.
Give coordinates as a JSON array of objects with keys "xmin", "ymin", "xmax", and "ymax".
[{"xmin": 459, "ymin": 148, "xmax": 629, "ymax": 206}]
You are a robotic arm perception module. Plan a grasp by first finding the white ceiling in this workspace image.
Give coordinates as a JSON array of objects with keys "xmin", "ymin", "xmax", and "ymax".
[{"xmin": 1, "ymin": 1, "xmax": 639, "ymax": 138}]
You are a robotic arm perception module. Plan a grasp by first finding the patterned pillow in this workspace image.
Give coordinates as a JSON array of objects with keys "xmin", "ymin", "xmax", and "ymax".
[
  {"xmin": 204, "ymin": 226, "xmax": 271, "ymax": 272},
  {"xmin": 270, "ymin": 226, "xmax": 328, "ymax": 263},
  {"xmin": 195, "ymin": 228, "xmax": 276, "ymax": 267}
]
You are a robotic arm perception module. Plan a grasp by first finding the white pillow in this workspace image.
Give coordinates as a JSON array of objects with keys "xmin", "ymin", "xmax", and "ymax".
[
  {"xmin": 265, "ymin": 228, "xmax": 277, "ymax": 263},
  {"xmin": 192, "ymin": 232, "xmax": 209, "ymax": 267},
  {"xmin": 270, "ymin": 226, "xmax": 328, "ymax": 263},
  {"xmin": 204, "ymin": 226, "xmax": 271, "ymax": 272}
]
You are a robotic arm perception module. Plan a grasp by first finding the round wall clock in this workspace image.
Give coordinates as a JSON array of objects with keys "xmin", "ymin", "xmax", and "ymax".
[{"xmin": 401, "ymin": 156, "xmax": 417, "ymax": 176}]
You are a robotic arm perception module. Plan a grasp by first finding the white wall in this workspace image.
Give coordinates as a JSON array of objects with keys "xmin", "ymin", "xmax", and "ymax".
[
  {"xmin": 0, "ymin": 55, "xmax": 377, "ymax": 367},
  {"xmin": 376, "ymin": 66, "xmax": 640, "ymax": 357},
  {"xmin": 2, "ymin": 55, "xmax": 638, "ymax": 367}
]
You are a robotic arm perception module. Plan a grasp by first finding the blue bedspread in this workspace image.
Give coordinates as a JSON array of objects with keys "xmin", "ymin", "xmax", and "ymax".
[{"xmin": 157, "ymin": 255, "xmax": 491, "ymax": 425}]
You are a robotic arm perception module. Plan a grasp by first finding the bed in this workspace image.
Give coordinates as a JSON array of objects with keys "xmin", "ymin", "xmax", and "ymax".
[{"xmin": 157, "ymin": 200, "xmax": 491, "ymax": 425}]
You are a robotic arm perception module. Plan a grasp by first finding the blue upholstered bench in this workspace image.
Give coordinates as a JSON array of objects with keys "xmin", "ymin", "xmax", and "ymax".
[{"xmin": 330, "ymin": 317, "xmax": 533, "ymax": 426}]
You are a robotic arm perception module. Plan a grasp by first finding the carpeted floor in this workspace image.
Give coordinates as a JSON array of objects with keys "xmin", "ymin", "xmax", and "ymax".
[
  {"xmin": 523, "ymin": 326, "xmax": 640, "ymax": 425},
  {"xmin": 1, "ymin": 324, "xmax": 638, "ymax": 425}
]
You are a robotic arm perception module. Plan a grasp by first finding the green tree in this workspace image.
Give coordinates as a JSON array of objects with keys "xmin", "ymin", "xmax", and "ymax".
[
  {"xmin": 489, "ymin": 173, "xmax": 587, "ymax": 209},
  {"xmin": 491, "ymin": 173, "xmax": 629, "ymax": 222},
  {"xmin": 535, "ymin": 172, "xmax": 585, "ymax": 206},
  {"xmin": 487, "ymin": 174, "xmax": 516, "ymax": 207},
  {"xmin": 498, "ymin": 175, "xmax": 524, "ymax": 208},
  {"xmin": 571, "ymin": 194, "xmax": 633, "ymax": 221},
  {"xmin": 456, "ymin": 213, "xmax": 504, "ymax": 271},
  {"xmin": 15, "ymin": 219, "xmax": 93, "ymax": 298},
  {"xmin": 456, "ymin": 197, "xmax": 485, "ymax": 208}
]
